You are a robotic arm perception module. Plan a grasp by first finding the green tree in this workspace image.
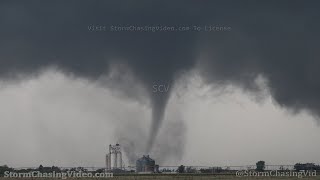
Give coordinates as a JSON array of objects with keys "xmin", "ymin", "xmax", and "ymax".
[
  {"xmin": 0, "ymin": 165, "xmax": 13, "ymax": 177},
  {"xmin": 38, "ymin": 165, "xmax": 44, "ymax": 172},
  {"xmin": 177, "ymin": 165, "xmax": 185, "ymax": 173},
  {"xmin": 256, "ymin": 161, "xmax": 265, "ymax": 172}
]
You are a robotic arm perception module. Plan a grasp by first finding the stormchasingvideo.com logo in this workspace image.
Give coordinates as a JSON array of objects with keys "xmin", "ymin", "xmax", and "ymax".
[
  {"xmin": 236, "ymin": 170, "xmax": 316, "ymax": 178},
  {"xmin": 4, "ymin": 171, "xmax": 113, "ymax": 179}
]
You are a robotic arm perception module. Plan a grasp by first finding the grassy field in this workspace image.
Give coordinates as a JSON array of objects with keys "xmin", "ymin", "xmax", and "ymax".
[{"xmin": 1, "ymin": 175, "xmax": 320, "ymax": 180}]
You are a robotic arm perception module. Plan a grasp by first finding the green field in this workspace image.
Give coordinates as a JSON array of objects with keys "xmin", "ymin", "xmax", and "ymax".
[{"xmin": 2, "ymin": 175, "xmax": 320, "ymax": 180}]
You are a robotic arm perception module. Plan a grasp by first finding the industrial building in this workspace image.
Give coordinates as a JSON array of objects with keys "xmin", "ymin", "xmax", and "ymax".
[
  {"xmin": 106, "ymin": 143, "xmax": 123, "ymax": 171},
  {"xmin": 136, "ymin": 155, "xmax": 157, "ymax": 173}
]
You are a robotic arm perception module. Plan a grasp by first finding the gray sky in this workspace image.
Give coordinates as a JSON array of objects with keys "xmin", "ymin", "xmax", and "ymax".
[
  {"xmin": 1, "ymin": 0, "xmax": 320, "ymax": 168},
  {"xmin": 0, "ymin": 69, "xmax": 319, "ymax": 167}
]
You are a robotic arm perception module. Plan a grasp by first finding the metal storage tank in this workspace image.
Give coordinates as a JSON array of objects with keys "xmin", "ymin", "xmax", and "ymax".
[{"xmin": 136, "ymin": 155, "xmax": 155, "ymax": 173}]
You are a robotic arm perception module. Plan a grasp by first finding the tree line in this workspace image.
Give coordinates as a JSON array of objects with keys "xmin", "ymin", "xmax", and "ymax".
[{"xmin": 1, "ymin": 161, "xmax": 320, "ymax": 176}]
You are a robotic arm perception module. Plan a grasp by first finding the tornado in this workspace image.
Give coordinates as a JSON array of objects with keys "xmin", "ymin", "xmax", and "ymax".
[{"xmin": 1, "ymin": 0, "xmax": 320, "ymax": 160}]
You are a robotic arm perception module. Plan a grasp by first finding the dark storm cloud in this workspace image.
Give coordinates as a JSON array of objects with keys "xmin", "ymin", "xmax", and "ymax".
[
  {"xmin": 196, "ymin": 1, "xmax": 320, "ymax": 116},
  {"xmin": 1, "ymin": 0, "xmax": 320, "ymax": 159},
  {"xmin": 0, "ymin": 0, "xmax": 197, "ymax": 153}
]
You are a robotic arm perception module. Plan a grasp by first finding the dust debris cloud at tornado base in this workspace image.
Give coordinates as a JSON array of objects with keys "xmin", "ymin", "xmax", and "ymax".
[{"xmin": 1, "ymin": 0, "xmax": 320, "ymax": 165}]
